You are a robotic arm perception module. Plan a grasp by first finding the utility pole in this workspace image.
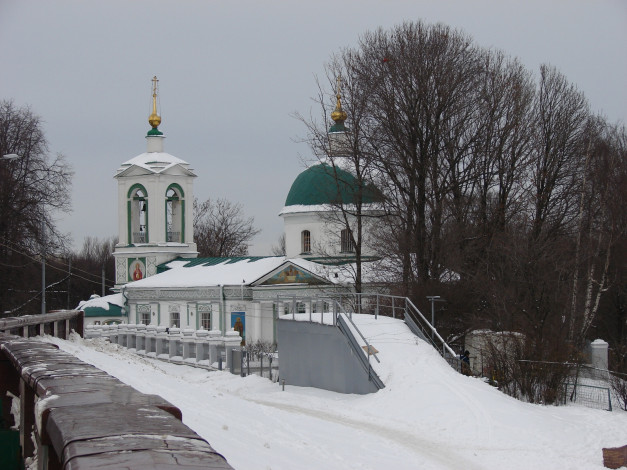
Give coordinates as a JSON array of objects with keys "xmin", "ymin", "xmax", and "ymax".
[
  {"xmin": 102, "ymin": 264, "xmax": 105, "ymax": 297},
  {"xmin": 67, "ymin": 258, "xmax": 72, "ymax": 309},
  {"xmin": 41, "ymin": 219, "xmax": 46, "ymax": 315}
]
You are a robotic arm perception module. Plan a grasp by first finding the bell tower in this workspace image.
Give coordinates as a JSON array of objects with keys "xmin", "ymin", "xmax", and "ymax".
[{"xmin": 112, "ymin": 76, "xmax": 198, "ymax": 289}]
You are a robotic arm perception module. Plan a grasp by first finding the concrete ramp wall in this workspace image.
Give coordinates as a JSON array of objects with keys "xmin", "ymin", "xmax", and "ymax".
[{"xmin": 277, "ymin": 319, "xmax": 381, "ymax": 394}]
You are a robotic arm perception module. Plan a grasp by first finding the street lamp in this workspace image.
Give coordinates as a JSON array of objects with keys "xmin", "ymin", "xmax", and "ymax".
[
  {"xmin": 426, "ymin": 296, "xmax": 446, "ymax": 339},
  {"xmin": 2, "ymin": 154, "xmax": 21, "ymax": 160}
]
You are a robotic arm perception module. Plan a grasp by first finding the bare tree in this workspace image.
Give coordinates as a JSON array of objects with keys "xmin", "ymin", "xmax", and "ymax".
[
  {"xmin": 0, "ymin": 100, "xmax": 73, "ymax": 314},
  {"xmin": 70, "ymin": 236, "xmax": 117, "ymax": 305},
  {"xmin": 349, "ymin": 22, "xmax": 485, "ymax": 290},
  {"xmin": 568, "ymin": 119, "xmax": 627, "ymax": 343},
  {"xmin": 270, "ymin": 233, "xmax": 286, "ymax": 256},
  {"xmin": 528, "ymin": 65, "xmax": 589, "ymax": 243},
  {"xmin": 193, "ymin": 198, "xmax": 260, "ymax": 258}
]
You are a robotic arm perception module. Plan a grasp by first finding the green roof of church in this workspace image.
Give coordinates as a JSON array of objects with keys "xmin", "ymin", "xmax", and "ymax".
[
  {"xmin": 285, "ymin": 163, "xmax": 381, "ymax": 206},
  {"xmin": 157, "ymin": 256, "xmax": 274, "ymax": 273}
]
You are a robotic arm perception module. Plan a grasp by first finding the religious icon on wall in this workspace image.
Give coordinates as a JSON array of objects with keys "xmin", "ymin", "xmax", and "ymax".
[
  {"xmin": 262, "ymin": 264, "xmax": 326, "ymax": 285},
  {"xmin": 231, "ymin": 312, "xmax": 245, "ymax": 346},
  {"xmin": 128, "ymin": 258, "xmax": 146, "ymax": 282}
]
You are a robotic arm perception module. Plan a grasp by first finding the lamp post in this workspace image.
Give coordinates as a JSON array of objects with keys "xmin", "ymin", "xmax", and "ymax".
[{"xmin": 426, "ymin": 296, "xmax": 446, "ymax": 339}]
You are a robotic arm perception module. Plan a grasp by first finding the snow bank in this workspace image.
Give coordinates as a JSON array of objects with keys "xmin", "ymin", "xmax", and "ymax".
[{"xmin": 43, "ymin": 318, "xmax": 627, "ymax": 470}]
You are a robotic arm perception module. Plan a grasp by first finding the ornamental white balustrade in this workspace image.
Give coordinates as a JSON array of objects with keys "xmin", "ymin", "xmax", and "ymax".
[
  {"xmin": 168, "ymin": 327, "xmax": 183, "ymax": 363},
  {"xmin": 135, "ymin": 323, "xmax": 147, "ymax": 353},
  {"xmin": 85, "ymin": 324, "xmax": 236, "ymax": 370}
]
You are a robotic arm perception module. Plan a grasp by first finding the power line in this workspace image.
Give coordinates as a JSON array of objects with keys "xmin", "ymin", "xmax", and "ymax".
[{"xmin": 0, "ymin": 240, "xmax": 116, "ymax": 285}]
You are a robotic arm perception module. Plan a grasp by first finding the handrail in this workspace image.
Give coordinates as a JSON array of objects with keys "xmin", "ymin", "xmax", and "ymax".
[
  {"xmin": 336, "ymin": 313, "xmax": 385, "ymax": 390},
  {"xmin": 275, "ymin": 293, "xmax": 460, "ymax": 366},
  {"xmin": 0, "ymin": 310, "xmax": 84, "ymax": 332},
  {"xmin": 404, "ymin": 297, "xmax": 457, "ymax": 358}
]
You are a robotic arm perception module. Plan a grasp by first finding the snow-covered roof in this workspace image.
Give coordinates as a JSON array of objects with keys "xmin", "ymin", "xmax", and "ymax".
[
  {"xmin": 77, "ymin": 292, "xmax": 125, "ymax": 311},
  {"xmin": 115, "ymin": 152, "xmax": 195, "ymax": 176},
  {"xmin": 120, "ymin": 255, "xmax": 392, "ymax": 291},
  {"xmin": 125, "ymin": 257, "xmax": 290, "ymax": 288}
]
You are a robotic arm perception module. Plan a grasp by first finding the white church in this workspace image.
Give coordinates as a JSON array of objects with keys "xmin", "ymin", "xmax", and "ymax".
[{"xmin": 79, "ymin": 77, "xmax": 385, "ymax": 345}]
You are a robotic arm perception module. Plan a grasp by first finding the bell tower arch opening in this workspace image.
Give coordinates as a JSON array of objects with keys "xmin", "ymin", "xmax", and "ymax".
[
  {"xmin": 166, "ymin": 183, "xmax": 185, "ymax": 243},
  {"xmin": 128, "ymin": 183, "xmax": 148, "ymax": 244}
]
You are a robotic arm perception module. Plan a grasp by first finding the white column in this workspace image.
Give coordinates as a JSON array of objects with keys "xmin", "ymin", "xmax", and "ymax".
[
  {"xmin": 253, "ymin": 301, "xmax": 262, "ymax": 344},
  {"xmin": 590, "ymin": 339, "xmax": 609, "ymax": 370}
]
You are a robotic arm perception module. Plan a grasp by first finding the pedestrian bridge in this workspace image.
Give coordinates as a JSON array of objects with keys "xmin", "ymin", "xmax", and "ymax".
[{"xmin": 0, "ymin": 311, "xmax": 234, "ymax": 470}]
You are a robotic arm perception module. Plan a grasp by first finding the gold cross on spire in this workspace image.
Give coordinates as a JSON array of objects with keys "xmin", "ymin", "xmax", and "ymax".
[
  {"xmin": 148, "ymin": 75, "xmax": 161, "ymax": 128},
  {"xmin": 331, "ymin": 74, "xmax": 347, "ymax": 124}
]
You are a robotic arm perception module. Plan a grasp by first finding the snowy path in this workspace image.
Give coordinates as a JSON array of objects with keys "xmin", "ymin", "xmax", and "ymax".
[{"xmin": 44, "ymin": 318, "xmax": 627, "ymax": 470}]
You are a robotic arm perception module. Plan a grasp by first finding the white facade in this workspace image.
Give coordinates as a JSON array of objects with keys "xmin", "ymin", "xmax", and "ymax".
[
  {"xmin": 120, "ymin": 257, "xmax": 348, "ymax": 345},
  {"xmin": 281, "ymin": 205, "xmax": 382, "ymax": 259},
  {"xmin": 113, "ymin": 133, "xmax": 198, "ymax": 288}
]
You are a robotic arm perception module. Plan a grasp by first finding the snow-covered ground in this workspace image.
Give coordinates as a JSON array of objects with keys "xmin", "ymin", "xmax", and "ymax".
[{"xmin": 44, "ymin": 316, "xmax": 626, "ymax": 470}]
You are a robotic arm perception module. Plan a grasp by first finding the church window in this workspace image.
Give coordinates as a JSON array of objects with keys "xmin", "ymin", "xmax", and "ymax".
[
  {"xmin": 128, "ymin": 185, "xmax": 148, "ymax": 244},
  {"xmin": 201, "ymin": 311, "xmax": 211, "ymax": 330},
  {"xmin": 166, "ymin": 184, "xmax": 185, "ymax": 243},
  {"xmin": 341, "ymin": 228, "xmax": 355, "ymax": 253},
  {"xmin": 170, "ymin": 311, "xmax": 180, "ymax": 328},
  {"xmin": 198, "ymin": 304, "xmax": 212, "ymax": 329},
  {"xmin": 301, "ymin": 230, "xmax": 311, "ymax": 254},
  {"xmin": 140, "ymin": 312, "xmax": 150, "ymax": 325}
]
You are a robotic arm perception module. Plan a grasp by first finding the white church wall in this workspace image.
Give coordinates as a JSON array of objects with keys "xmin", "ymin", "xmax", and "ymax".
[
  {"xmin": 283, "ymin": 212, "xmax": 336, "ymax": 258},
  {"xmin": 283, "ymin": 209, "xmax": 381, "ymax": 259}
]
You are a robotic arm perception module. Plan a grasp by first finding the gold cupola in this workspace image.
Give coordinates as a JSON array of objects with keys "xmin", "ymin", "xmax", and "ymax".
[
  {"xmin": 147, "ymin": 76, "xmax": 163, "ymax": 136},
  {"xmin": 329, "ymin": 75, "xmax": 347, "ymax": 132}
]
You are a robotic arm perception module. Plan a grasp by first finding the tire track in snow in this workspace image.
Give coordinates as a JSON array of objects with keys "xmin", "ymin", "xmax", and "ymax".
[{"xmin": 239, "ymin": 395, "xmax": 486, "ymax": 470}]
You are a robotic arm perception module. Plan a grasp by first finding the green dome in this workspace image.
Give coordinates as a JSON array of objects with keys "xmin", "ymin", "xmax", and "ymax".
[{"xmin": 285, "ymin": 163, "xmax": 382, "ymax": 206}]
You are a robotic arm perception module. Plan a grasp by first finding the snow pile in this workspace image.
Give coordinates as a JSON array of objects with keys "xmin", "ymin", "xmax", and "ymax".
[{"xmin": 43, "ymin": 316, "xmax": 627, "ymax": 470}]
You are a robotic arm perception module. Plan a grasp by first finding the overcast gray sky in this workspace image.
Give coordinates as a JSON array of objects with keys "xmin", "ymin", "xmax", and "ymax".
[{"xmin": 1, "ymin": 0, "xmax": 626, "ymax": 255}]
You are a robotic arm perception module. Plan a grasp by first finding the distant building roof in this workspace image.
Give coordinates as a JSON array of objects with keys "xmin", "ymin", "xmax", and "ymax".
[{"xmin": 78, "ymin": 293, "xmax": 126, "ymax": 318}]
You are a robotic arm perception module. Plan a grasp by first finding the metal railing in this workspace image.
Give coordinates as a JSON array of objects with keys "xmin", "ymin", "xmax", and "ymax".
[
  {"xmin": 274, "ymin": 292, "xmax": 461, "ymax": 375},
  {"xmin": 167, "ymin": 231, "xmax": 181, "ymax": 242},
  {"xmin": 275, "ymin": 294, "xmax": 385, "ymax": 387},
  {"xmin": 0, "ymin": 310, "xmax": 84, "ymax": 338},
  {"xmin": 133, "ymin": 232, "xmax": 146, "ymax": 243}
]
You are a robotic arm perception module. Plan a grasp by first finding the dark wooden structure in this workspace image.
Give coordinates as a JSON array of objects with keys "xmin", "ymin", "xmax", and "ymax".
[
  {"xmin": 0, "ymin": 312, "xmax": 234, "ymax": 469},
  {"xmin": 603, "ymin": 445, "xmax": 627, "ymax": 469}
]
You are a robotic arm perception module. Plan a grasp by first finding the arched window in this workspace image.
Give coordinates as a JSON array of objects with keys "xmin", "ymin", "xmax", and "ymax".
[
  {"xmin": 127, "ymin": 184, "xmax": 148, "ymax": 244},
  {"xmin": 165, "ymin": 184, "xmax": 185, "ymax": 243},
  {"xmin": 301, "ymin": 230, "xmax": 311, "ymax": 254},
  {"xmin": 341, "ymin": 228, "xmax": 354, "ymax": 253}
]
